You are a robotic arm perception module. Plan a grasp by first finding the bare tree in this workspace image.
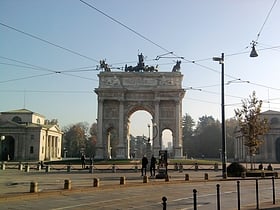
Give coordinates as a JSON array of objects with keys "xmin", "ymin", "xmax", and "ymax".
[{"xmin": 234, "ymin": 91, "xmax": 269, "ymax": 169}]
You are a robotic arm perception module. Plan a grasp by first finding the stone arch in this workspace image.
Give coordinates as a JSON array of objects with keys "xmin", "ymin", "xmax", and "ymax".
[
  {"xmin": 95, "ymin": 72, "xmax": 185, "ymax": 159},
  {"xmin": 1, "ymin": 135, "xmax": 15, "ymax": 161}
]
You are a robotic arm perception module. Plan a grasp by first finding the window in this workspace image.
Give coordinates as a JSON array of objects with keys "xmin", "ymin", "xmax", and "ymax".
[
  {"xmin": 30, "ymin": 146, "xmax": 34, "ymax": 154},
  {"xmin": 42, "ymin": 147, "xmax": 44, "ymax": 154},
  {"xmin": 37, "ymin": 118, "xmax": 41, "ymax": 124},
  {"xmin": 12, "ymin": 116, "xmax": 22, "ymax": 123},
  {"xmin": 270, "ymin": 117, "xmax": 279, "ymax": 125}
]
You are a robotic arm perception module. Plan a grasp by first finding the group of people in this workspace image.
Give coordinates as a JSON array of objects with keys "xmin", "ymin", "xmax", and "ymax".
[
  {"xmin": 258, "ymin": 163, "xmax": 273, "ymax": 171},
  {"xmin": 81, "ymin": 154, "xmax": 94, "ymax": 169},
  {"xmin": 141, "ymin": 154, "xmax": 157, "ymax": 177}
]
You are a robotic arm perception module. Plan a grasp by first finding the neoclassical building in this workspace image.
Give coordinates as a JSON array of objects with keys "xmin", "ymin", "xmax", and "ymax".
[
  {"xmin": 0, "ymin": 109, "xmax": 63, "ymax": 161},
  {"xmin": 234, "ymin": 110, "xmax": 280, "ymax": 163}
]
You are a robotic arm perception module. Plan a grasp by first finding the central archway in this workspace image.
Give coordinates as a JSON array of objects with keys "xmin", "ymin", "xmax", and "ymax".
[
  {"xmin": 95, "ymin": 72, "xmax": 185, "ymax": 159},
  {"xmin": 129, "ymin": 110, "xmax": 153, "ymax": 158}
]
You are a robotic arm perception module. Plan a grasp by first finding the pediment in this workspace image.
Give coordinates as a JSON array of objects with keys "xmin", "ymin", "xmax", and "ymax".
[{"xmin": 44, "ymin": 124, "xmax": 63, "ymax": 133}]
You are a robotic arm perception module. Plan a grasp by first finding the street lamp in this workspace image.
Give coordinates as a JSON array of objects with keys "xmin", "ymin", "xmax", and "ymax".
[
  {"xmin": 250, "ymin": 41, "xmax": 258, "ymax": 58},
  {"xmin": 213, "ymin": 53, "xmax": 227, "ymax": 179},
  {"xmin": 152, "ymin": 123, "xmax": 158, "ymax": 148},
  {"xmin": 148, "ymin": 124, "xmax": 151, "ymax": 143}
]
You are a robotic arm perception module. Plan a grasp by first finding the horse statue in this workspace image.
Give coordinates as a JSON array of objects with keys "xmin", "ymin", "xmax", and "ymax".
[
  {"xmin": 100, "ymin": 60, "xmax": 111, "ymax": 72},
  {"xmin": 172, "ymin": 60, "xmax": 181, "ymax": 72}
]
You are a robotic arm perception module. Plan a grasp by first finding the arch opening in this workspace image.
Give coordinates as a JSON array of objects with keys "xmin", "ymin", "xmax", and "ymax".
[
  {"xmin": 1, "ymin": 135, "xmax": 15, "ymax": 161},
  {"xmin": 162, "ymin": 129, "xmax": 174, "ymax": 157},
  {"xmin": 129, "ymin": 110, "xmax": 153, "ymax": 159}
]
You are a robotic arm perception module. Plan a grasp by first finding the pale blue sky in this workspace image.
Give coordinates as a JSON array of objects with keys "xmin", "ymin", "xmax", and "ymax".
[{"xmin": 1, "ymin": 0, "xmax": 280, "ymax": 140}]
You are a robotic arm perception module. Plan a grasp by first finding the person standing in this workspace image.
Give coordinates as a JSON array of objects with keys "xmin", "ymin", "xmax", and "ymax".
[
  {"xmin": 150, "ymin": 155, "xmax": 157, "ymax": 177},
  {"xmin": 81, "ymin": 154, "xmax": 86, "ymax": 169},
  {"xmin": 141, "ymin": 155, "xmax": 148, "ymax": 176}
]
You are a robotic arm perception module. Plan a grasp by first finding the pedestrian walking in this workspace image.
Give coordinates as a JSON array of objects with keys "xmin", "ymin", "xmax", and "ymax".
[{"xmin": 141, "ymin": 155, "xmax": 148, "ymax": 176}]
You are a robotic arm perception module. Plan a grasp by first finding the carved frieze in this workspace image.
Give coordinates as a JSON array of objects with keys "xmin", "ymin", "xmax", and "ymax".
[{"xmin": 98, "ymin": 72, "xmax": 183, "ymax": 90}]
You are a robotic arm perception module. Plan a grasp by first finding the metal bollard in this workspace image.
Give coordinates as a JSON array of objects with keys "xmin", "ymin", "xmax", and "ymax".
[
  {"xmin": 193, "ymin": 189, "xmax": 197, "ymax": 210},
  {"xmin": 194, "ymin": 163, "xmax": 198, "ymax": 171},
  {"xmin": 89, "ymin": 165, "xmax": 94, "ymax": 173},
  {"xmin": 204, "ymin": 173, "xmax": 208, "ymax": 180},
  {"xmin": 37, "ymin": 163, "xmax": 41, "ymax": 171},
  {"xmin": 30, "ymin": 181, "xmax": 38, "ymax": 193},
  {"xmin": 272, "ymin": 177, "xmax": 275, "ymax": 205},
  {"xmin": 64, "ymin": 179, "xmax": 72, "ymax": 190},
  {"xmin": 256, "ymin": 179, "xmax": 259, "ymax": 209},
  {"xmin": 25, "ymin": 164, "xmax": 30, "ymax": 172},
  {"xmin": 134, "ymin": 165, "xmax": 138, "ymax": 172},
  {"xmin": 165, "ymin": 175, "xmax": 170, "ymax": 182},
  {"xmin": 185, "ymin": 173, "xmax": 189, "ymax": 181},
  {"xmin": 120, "ymin": 176, "xmax": 126, "ymax": 185},
  {"xmin": 45, "ymin": 165, "xmax": 50, "ymax": 173},
  {"xmin": 179, "ymin": 164, "xmax": 183, "ymax": 172},
  {"xmin": 18, "ymin": 163, "xmax": 23, "ymax": 171},
  {"xmin": 214, "ymin": 163, "xmax": 219, "ymax": 171},
  {"xmin": 112, "ymin": 164, "xmax": 116, "ymax": 173},
  {"xmin": 93, "ymin": 178, "xmax": 99, "ymax": 187},
  {"xmin": 67, "ymin": 165, "xmax": 71, "ymax": 173},
  {"xmin": 216, "ymin": 184, "xmax": 220, "ymax": 210},
  {"xmin": 162, "ymin": 196, "xmax": 167, "ymax": 210},
  {"xmin": 237, "ymin": 181, "xmax": 241, "ymax": 210},
  {"xmin": 143, "ymin": 175, "xmax": 148, "ymax": 183}
]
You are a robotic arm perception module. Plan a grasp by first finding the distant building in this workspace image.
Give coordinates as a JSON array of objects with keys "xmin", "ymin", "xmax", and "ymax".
[
  {"xmin": 235, "ymin": 110, "xmax": 280, "ymax": 163},
  {"xmin": 0, "ymin": 109, "xmax": 63, "ymax": 161}
]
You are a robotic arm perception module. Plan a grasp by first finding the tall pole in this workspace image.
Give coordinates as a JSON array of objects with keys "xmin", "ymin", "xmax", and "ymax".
[
  {"xmin": 213, "ymin": 53, "xmax": 227, "ymax": 179},
  {"xmin": 221, "ymin": 53, "xmax": 227, "ymax": 179}
]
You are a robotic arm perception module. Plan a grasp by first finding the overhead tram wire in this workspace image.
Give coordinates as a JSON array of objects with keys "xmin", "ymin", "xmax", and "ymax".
[
  {"xmin": 0, "ymin": 22, "xmax": 100, "ymax": 63},
  {"xmin": 255, "ymin": 0, "xmax": 278, "ymax": 42},
  {"xmin": 79, "ymin": 0, "xmax": 280, "ymax": 89},
  {"xmin": 0, "ymin": 73, "xmax": 56, "ymax": 84},
  {"xmin": 0, "ymin": 56, "xmax": 99, "ymax": 83},
  {"xmin": 79, "ymin": 0, "xmax": 171, "ymax": 54},
  {"xmin": 0, "ymin": 89, "xmax": 93, "ymax": 94},
  {"xmin": 0, "ymin": 55, "xmax": 60, "ymax": 73}
]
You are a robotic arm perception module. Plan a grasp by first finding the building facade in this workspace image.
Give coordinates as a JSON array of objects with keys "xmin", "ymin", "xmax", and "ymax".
[
  {"xmin": 0, "ymin": 109, "xmax": 63, "ymax": 161},
  {"xmin": 235, "ymin": 110, "xmax": 280, "ymax": 163}
]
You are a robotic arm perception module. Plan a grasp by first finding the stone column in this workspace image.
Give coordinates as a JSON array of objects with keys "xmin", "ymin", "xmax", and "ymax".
[
  {"xmin": 153, "ymin": 100, "xmax": 160, "ymax": 157},
  {"xmin": 174, "ymin": 100, "xmax": 183, "ymax": 158},
  {"xmin": 95, "ymin": 99, "xmax": 104, "ymax": 159},
  {"xmin": 116, "ymin": 100, "xmax": 126, "ymax": 159}
]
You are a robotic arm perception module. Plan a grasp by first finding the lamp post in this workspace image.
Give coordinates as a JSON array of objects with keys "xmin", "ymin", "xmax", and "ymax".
[
  {"xmin": 148, "ymin": 124, "xmax": 151, "ymax": 143},
  {"xmin": 213, "ymin": 53, "xmax": 227, "ymax": 179}
]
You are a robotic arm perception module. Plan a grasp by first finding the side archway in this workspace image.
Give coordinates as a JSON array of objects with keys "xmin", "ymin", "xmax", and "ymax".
[
  {"xmin": 275, "ymin": 137, "xmax": 280, "ymax": 162},
  {"xmin": 1, "ymin": 135, "xmax": 15, "ymax": 161}
]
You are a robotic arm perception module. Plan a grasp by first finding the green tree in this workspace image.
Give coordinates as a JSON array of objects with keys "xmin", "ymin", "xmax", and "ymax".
[
  {"xmin": 182, "ymin": 113, "xmax": 195, "ymax": 157},
  {"xmin": 234, "ymin": 91, "xmax": 269, "ymax": 169},
  {"xmin": 63, "ymin": 122, "xmax": 88, "ymax": 157},
  {"xmin": 85, "ymin": 123, "xmax": 97, "ymax": 158},
  {"xmin": 225, "ymin": 118, "xmax": 239, "ymax": 159},
  {"xmin": 192, "ymin": 115, "xmax": 221, "ymax": 158}
]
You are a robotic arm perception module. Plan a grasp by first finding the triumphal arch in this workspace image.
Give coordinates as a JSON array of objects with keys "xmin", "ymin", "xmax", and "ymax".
[{"xmin": 94, "ymin": 59, "xmax": 185, "ymax": 159}]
